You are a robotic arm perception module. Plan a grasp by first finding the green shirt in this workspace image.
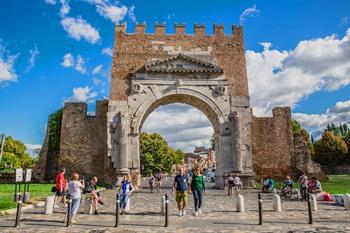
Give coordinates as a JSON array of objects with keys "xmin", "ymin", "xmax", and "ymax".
[{"xmin": 191, "ymin": 175, "xmax": 205, "ymax": 191}]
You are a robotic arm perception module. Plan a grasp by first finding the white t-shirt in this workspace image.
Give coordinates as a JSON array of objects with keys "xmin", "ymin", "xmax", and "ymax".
[
  {"xmin": 233, "ymin": 176, "xmax": 241, "ymax": 186},
  {"xmin": 68, "ymin": 180, "xmax": 82, "ymax": 199}
]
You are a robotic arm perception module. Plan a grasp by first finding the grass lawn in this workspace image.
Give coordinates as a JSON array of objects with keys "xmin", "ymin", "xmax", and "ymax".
[
  {"xmin": 254, "ymin": 175, "xmax": 350, "ymax": 194},
  {"xmin": 0, "ymin": 184, "xmax": 53, "ymax": 211},
  {"xmin": 322, "ymin": 175, "xmax": 350, "ymax": 194}
]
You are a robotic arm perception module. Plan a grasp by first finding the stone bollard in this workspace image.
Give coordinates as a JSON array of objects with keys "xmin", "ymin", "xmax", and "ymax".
[
  {"xmin": 310, "ymin": 194, "xmax": 318, "ymax": 211},
  {"xmin": 161, "ymin": 195, "xmax": 166, "ymax": 215},
  {"xmin": 44, "ymin": 195, "xmax": 55, "ymax": 214},
  {"xmin": 343, "ymin": 194, "xmax": 350, "ymax": 210},
  {"xmin": 236, "ymin": 194, "xmax": 245, "ymax": 212},
  {"xmin": 24, "ymin": 192, "xmax": 30, "ymax": 203},
  {"xmin": 272, "ymin": 194, "xmax": 282, "ymax": 212},
  {"xmin": 84, "ymin": 198, "xmax": 93, "ymax": 214}
]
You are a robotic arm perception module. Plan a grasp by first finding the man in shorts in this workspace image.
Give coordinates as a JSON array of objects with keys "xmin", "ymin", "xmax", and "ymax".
[
  {"xmin": 172, "ymin": 167, "xmax": 191, "ymax": 217},
  {"xmin": 54, "ymin": 167, "xmax": 67, "ymax": 208}
]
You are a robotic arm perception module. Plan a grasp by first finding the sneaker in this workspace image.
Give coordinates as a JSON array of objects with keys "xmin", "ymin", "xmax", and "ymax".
[
  {"xmin": 94, "ymin": 210, "xmax": 99, "ymax": 215},
  {"xmin": 182, "ymin": 210, "xmax": 186, "ymax": 216},
  {"xmin": 71, "ymin": 219, "xmax": 77, "ymax": 224},
  {"xmin": 194, "ymin": 211, "xmax": 198, "ymax": 216},
  {"xmin": 54, "ymin": 205, "xmax": 59, "ymax": 209},
  {"xmin": 178, "ymin": 211, "xmax": 183, "ymax": 217},
  {"xmin": 198, "ymin": 208, "xmax": 202, "ymax": 215}
]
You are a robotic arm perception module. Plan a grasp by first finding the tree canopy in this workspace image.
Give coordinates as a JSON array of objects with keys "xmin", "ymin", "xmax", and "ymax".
[
  {"xmin": 140, "ymin": 132, "xmax": 184, "ymax": 176},
  {"xmin": 0, "ymin": 136, "xmax": 38, "ymax": 172},
  {"xmin": 313, "ymin": 131, "xmax": 348, "ymax": 171}
]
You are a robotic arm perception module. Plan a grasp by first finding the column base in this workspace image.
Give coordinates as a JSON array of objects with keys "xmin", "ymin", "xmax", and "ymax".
[{"xmin": 215, "ymin": 173, "xmax": 255, "ymax": 189}]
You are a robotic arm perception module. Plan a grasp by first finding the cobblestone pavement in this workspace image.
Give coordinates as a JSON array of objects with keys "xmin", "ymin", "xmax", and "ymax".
[{"xmin": 0, "ymin": 179, "xmax": 349, "ymax": 232}]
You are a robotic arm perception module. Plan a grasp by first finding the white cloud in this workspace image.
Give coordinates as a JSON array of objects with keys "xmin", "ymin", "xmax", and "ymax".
[
  {"xmin": 328, "ymin": 99, "xmax": 350, "ymax": 113},
  {"xmin": 61, "ymin": 53, "xmax": 87, "ymax": 73},
  {"xmin": 128, "ymin": 5, "xmax": 136, "ymax": 22},
  {"xmin": 0, "ymin": 44, "xmax": 18, "ymax": 84},
  {"xmin": 75, "ymin": 55, "xmax": 87, "ymax": 74},
  {"xmin": 44, "ymin": 0, "xmax": 57, "ymax": 5},
  {"xmin": 59, "ymin": 0, "xmax": 70, "ymax": 17},
  {"xmin": 92, "ymin": 77, "xmax": 103, "ymax": 86},
  {"xmin": 102, "ymin": 47, "xmax": 113, "ymax": 56},
  {"xmin": 61, "ymin": 53, "xmax": 74, "ymax": 67},
  {"xmin": 92, "ymin": 64, "xmax": 103, "ymax": 75},
  {"xmin": 25, "ymin": 144, "xmax": 42, "ymax": 156},
  {"xmin": 293, "ymin": 108, "xmax": 350, "ymax": 138},
  {"xmin": 239, "ymin": 4, "xmax": 260, "ymax": 24},
  {"xmin": 85, "ymin": 0, "xmax": 128, "ymax": 24},
  {"xmin": 143, "ymin": 104, "xmax": 213, "ymax": 152},
  {"xmin": 61, "ymin": 16, "xmax": 100, "ymax": 44},
  {"xmin": 247, "ymin": 28, "xmax": 350, "ymax": 116},
  {"xmin": 26, "ymin": 46, "xmax": 40, "ymax": 71},
  {"xmin": 66, "ymin": 86, "xmax": 97, "ymax": 102}
]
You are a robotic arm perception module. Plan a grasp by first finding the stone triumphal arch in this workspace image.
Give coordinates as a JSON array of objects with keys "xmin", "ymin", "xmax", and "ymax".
[
  {"xmin": 106, "ymin": 23, "xmax": 255, "ymax": 188},
  {"xmin": 38, "ymin": 23, "xmax": 321, "ymax": 188}
]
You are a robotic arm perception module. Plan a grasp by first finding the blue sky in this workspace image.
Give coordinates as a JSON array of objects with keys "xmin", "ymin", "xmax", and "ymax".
[{"xmin": 0, "ymin": 0, "xmax": 350, "ymax": 153}]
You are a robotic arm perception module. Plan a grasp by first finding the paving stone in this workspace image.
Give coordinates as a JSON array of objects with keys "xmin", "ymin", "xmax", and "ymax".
[{"xmin": 0, "ymin": 180, "xmax": 349, "ymax": 232}]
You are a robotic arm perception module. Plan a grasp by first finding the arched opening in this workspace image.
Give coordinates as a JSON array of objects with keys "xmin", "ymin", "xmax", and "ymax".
[{"xmin": 134, "ymin": 93, "xmax": 221, "ymax": 186}]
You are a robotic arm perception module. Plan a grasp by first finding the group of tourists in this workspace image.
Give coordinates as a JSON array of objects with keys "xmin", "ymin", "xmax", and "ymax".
[
  {"xmin": 298, "ymin": 172, "xmax": 323, "ymax": 200},
  {"xmin": 54, "ymin": 166, "xmax": 325, "ymax": 223},
  {"xmin": 260, "ymin": 172, "xmax": 323, "ymax": 201},
  {"xmin": 53, "ymin": 168, "xmax": 104, "ymax": 223},
  {"xmin": 149, "ymin": 173, "xmax": 163, "ymax": 193},
  {"xmin": 227, "ymin": 174, "xmax": 242, "ymax": 195}
]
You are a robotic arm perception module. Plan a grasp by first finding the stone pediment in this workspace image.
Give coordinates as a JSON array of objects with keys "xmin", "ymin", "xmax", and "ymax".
[{"xmin": 138, "ymin": 53, "xmax": 223, "ymax": 75}]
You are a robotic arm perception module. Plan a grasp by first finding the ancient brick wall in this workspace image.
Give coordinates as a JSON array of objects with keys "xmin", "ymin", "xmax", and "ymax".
[
  {"xmin": 59, "ymin": 100, "xmax": 115, "ymax": 183},
  {"xmin": 111, "ymin": 23, "xmax": 249, "ymax": 100},
  {"xmin": 251, "ymin": 107, "xmax": 294, "ymax": 180}
]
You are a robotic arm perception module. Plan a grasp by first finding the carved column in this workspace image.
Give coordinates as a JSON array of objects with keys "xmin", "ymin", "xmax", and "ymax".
[
  {"xmin": 231, "ymin": 112, "xmax": 242, "ymax": 172},
  {"xmin": 118, "ymin": 114, "xmax": 129, "ymax": 175}
]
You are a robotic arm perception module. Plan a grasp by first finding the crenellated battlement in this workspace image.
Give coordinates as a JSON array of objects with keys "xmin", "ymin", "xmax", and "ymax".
[{"xmin": 115, "ymin": 22, "xmax": 243, "ymax": 37}]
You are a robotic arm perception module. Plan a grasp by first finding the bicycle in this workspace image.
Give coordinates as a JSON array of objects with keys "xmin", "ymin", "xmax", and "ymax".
[{"xmin": 277, "ymin": 184, "xmax": 299, "ymax": 199}]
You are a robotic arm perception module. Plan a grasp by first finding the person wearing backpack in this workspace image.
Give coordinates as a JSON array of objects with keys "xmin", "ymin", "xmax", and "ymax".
[
  {"xmin": 118, "ymin": 174, "xmax": 135, "ymax": 215},
  {"xmin": 190, "ymin": 166, "xmax": 206, "ymax": 216}
]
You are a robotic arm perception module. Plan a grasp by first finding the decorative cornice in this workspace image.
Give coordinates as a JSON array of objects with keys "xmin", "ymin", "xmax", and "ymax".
[{"xmin": 139, "ymin": 53, "xmax": 224, "ymax": 74}]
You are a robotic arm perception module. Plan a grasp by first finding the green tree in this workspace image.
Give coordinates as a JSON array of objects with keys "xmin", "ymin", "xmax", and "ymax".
[
  {"xmin": 326, "ymin": 123, "xmax": 349, "ymax": 138},
  {"xmin": 0, "ymin": 136, "xmax": 38, "ymax": 172},
  {"xmin": 140, "ymin": 132, "xmax": 184, "ymax": 176},
  {"xmin": 291, "ymin": 120, "xmax": 301, "ymax": 134},
  {"xmin": 313, "ymin": 131, "xmax": 348, "ymax": 171},
  {"xmin": 48, "ymin": 109, "xmax": 63, "ymax": 151}
]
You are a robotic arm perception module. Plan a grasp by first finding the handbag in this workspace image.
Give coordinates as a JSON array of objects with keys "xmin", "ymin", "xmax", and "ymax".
[{"xmin": 51, "ymin": 186, "xmax": 57, "ymax": 193}]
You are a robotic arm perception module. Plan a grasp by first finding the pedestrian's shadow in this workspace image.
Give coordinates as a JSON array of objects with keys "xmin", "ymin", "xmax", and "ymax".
[{"xmin": 127, "ymin": 211, "xmax": 160, "ymax": 216}]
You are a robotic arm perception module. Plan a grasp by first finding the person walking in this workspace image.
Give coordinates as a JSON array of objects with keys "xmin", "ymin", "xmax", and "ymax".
[
  {"xmin": 227, "ymin": 175, "xmax": 235, "ymax": 196},
  {"xmin": 172, "ymin": 167, "xmax": 191, "ymax": 217},
  {"xmin": 233, "ymin": 174, "xmax": 241, "ymax": 195},
  {"xmin": 54, "ymin": 167, "xmax": 67, "ymax": 208},
  {"xmin": 299, "ymin": 171, "xmax": 308, "ymax": 201},
  {"xmin": 149, "ymin": 175, "xmax": 156, "ymax": 193},
  {"xmin": 65, "ymin": 173, "xmax": 84, "ymax": 224},
  {"xmin": 190, "ymin": 167, "xmax": 206, "ymax": 216},
  {"xmin": 118, "ymin": 174, "xmax": 135, "ymax": 215}
]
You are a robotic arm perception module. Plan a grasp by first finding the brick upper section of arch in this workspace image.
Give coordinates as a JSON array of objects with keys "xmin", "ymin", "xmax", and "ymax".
[{"xmin": 111, "ymin": 23, "xmax": 249, "ymax": 100}]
